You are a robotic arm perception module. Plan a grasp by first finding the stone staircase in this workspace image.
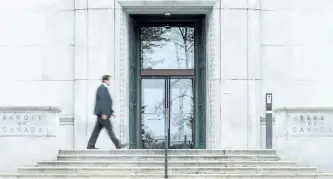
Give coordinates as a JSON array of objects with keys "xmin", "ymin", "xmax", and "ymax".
[{"xmin": 0, "ymin": 149, "xmax": 332, "ymax": 179}]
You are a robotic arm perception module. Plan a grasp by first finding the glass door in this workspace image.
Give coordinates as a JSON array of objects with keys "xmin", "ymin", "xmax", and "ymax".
[
  {"xmin": 141, "ymin": 78, "xmax": 165, "ymax": 149},
  {"xmin": 140, "ymin": 25, "xmax": 195, "ymax": 149},
  {"xmin": 169, "ymin": 78, "xmax": 193, "ymax": 149},
  {"xmin": 141, "ymin": 77, "xmax": 194, "ymax": 149}
]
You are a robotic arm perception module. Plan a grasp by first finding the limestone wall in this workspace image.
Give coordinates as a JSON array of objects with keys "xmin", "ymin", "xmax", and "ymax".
[
  {"xmin": 0, "ymin": 106, "xmax": 60, "ymax": 172},
  {"xmin": 274, "ymin": 107, "xmax": 333, "ymax": 172},
  {"xmin": 0, "ymin": 0, "xmax": 332, "ymax": 150},
  {"xmin": 259, "ymin": 0, "xmax": 333, "ymax": 149},
  {"xmin": 0, "ymin": 0, "xmax": 75, "ymax": 149},
  {"xmin": 260, "ymin": 1, "xmax": 333, "ymax": 110}
]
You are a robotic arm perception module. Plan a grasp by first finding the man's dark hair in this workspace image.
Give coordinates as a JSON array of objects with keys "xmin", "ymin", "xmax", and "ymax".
[{"xmin": 102, "ymin": 75, "xmax": 111, "ymax": 82}]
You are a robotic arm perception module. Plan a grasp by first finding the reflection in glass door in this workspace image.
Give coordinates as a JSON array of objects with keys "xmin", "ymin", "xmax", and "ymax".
[
  {"xmin": 141, "ymin": 78, "xmax": 194, "ymax": 149},
  {"xmin": 141, "ymin": 79, "xmax": 165, "ymax": 149},
  {"xmin": 141, "ymin": 27, "xmax": 194, "ymax": 70},
  {"xmin": 129, "ymin": 16, "xmax": 207, "ymax": 149},
  {"xmin": 140, "ymin": 25, "xmax": 195, "ymax": 149},
  {"xmin": 169, "ymin": 79, "xmax": 193, "ymax": 149}
]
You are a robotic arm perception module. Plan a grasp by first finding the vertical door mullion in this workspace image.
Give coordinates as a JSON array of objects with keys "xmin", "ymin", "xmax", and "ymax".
[
  {"xmin": 164, "ymin": 77, "xmax": 171, "ymax": 148},
  {"xmin": 167, "ymin": 77, "xmax": 171, "ymax": 148},
  {"xmin": 164, "ymin": 77, "xmax": 168, "ymax": 149}
]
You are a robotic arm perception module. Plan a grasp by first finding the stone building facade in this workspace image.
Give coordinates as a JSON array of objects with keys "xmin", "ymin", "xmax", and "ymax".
[{"xmin": 0, "ymin": 0, "xmax": 333, "ymax": 150}]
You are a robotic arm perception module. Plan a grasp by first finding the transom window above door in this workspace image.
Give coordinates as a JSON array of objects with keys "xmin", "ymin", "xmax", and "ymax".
[{"xmin": 140, "ymin": 26, "xmax": 195, "ymax": 70}]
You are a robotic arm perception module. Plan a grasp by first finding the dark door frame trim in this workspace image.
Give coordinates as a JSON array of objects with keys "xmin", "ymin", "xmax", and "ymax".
[
  {"xmin": 141, "ymin": 69, "xmax": 194, "ymax": 77},
  {"xmin": 128, "ymin": 14, "xmax": 207, "ymax": 149}
]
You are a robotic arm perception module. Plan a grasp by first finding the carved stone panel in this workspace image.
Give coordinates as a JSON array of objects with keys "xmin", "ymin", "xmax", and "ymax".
[
  {"xmin": 115, "ymin": 9, "xmax": 129, "ymax": 145},
  {"xmin": 206, "ymin": 8, "xmax": 222, "ymax": 149},
  {"xmin": 0, "ymin": 112, "xmax": 49, "ymax": 136}
]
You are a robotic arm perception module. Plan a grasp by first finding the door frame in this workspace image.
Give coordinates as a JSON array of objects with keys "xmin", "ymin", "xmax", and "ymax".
[{"xmin": 128, "ymin": 15, "xmax": 207, "ymax": 149}]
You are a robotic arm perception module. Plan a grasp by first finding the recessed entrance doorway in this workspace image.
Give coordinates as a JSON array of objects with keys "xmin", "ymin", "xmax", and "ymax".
[{"xmin": 128, "ymin": 15, "xmax": 207, "ymax": 149}]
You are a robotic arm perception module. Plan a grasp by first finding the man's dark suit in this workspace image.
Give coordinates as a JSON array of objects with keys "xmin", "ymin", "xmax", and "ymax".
[{"xmin": 87, "ymin": 84, "xmax": 121, "ymax": 148}]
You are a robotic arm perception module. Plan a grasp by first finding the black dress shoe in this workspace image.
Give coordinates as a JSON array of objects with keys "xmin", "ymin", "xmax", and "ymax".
[
  {"xmin": 116, "ymin": 144, "xmax": 127, "ymax": 149},
  {"xmin": 87, "ymin": 146, "xmax": 99, "ymax": 149}
]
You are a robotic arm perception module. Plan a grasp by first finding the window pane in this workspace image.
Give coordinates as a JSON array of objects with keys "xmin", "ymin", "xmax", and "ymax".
[
  {"xmin": 141, "ymin": 27, "xmax": 195, "ymax": 69},
  {"xmin": 141, "ymin": 79, "xmax": 165, "ymax": 149}
]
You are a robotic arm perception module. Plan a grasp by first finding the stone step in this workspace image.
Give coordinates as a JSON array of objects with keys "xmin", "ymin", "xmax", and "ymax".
[
  {"xmin": 57, "ymin": 155, "xmax": 281, "ymax": 161},
  {"xmin": 59, "ymin": 149, "xmax": 276, "ymax": 156},
  {"xmin": 37, "ymin": 161, "xmax": 297, "ymax": 168},
  {"xmin": 1, "ymin": 173, "xmax": 333, "ymax": 179},
  {"xmin": 17, "ymin": 167, "xmax": 316, "ymax": 175}
]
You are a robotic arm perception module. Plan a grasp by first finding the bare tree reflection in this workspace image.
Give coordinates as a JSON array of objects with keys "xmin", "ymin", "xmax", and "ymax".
[
  {"xmin": 173, "ymin": 27, "xmax": 194, "ymax": 68},
  {"xmin": 141, "ymin": 27, "xmax": 170, "ymax": 69},
  {"xmin": 141, "ymin": 27, "xmax": 195, "ymax": 149}
]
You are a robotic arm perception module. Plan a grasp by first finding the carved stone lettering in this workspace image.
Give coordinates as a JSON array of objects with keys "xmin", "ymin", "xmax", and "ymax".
[
  {"xmin": 290, "ymin": 114, "xmax": 333, "ymax": 136},
  {"xmin": 0, "ymin": 112, "xmax": 48, "ymax": 136}
]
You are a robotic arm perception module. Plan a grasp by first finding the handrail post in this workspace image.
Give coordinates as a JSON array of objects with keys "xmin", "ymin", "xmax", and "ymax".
[
  {"xmin": 164, "ymin": 133, "xmax": 168, "ymax": 178},
  {"xmin": 164, "ymin": 106, "xmax": 169, "ymax": 179}
]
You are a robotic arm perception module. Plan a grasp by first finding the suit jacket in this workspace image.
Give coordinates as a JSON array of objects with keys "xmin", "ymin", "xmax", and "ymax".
[{"xmin": 94, "ymin": 84, "xmax": 114, "ymax": 116}]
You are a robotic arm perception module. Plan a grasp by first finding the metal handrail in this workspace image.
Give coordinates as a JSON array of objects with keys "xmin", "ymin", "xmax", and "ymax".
[
  {"xmin": 164, "ymin": 108, "xmax": 169, "ymax": 179},
  {"xmin": 164, "ymin": 133, "xmax": 168, "ymax": 178}
]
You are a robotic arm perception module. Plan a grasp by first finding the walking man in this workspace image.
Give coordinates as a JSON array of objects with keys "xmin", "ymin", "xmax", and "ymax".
[{"xmin": 87, "ymin": 75, "xmax": 125, "ymax": 149}]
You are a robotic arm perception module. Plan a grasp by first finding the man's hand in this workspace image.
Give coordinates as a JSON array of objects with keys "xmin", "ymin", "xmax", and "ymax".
[{"xmin": 101, "ymin": 114, "xmax": 108, "ymax": 120}]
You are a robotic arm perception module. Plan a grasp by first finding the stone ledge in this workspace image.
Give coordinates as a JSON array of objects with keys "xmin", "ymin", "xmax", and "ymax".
[
  {"xmin": 118, "ymin": 0, "xmax": 219, "ymax": 7},
  {"xmin": 60, "ymin": 116, "xmax": 74, "ymax": 125},
  {"xmin": 118, "ymin": 0, "xmax": 219, "ymax": 14},
  {"xmin": 0, "ymin": 106, "xmax": 61, "ymax": 112},
  {"xmin": 274, "ymin": 106, "xmax": 333, "ymax": 112}
]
